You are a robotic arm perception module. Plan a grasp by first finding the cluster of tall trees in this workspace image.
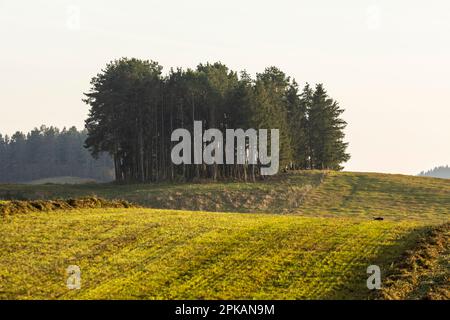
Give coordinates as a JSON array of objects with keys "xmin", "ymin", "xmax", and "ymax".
[
  {"xmin": 84, "ymin": 58, "xmax": 350, "ymax": 182},
  {"xmin": 0, "ymin": 126, "xmax": 114, "ymax": 183}
]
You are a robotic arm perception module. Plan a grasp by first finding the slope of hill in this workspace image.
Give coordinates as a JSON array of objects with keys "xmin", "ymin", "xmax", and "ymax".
[
  {"xmin": 0, "ymin": 171, "xmax": 449, "ymax": 223},
  {"xmin": 0, "ymin": 171, "xmax": 448, "ymax": 300},
  {"xmin": 0, "ymin": 207, "xmax": 428, "ymax": 300}
]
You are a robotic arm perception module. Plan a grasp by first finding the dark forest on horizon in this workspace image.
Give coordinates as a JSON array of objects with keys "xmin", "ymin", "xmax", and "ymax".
[{"xmin": 0, "ymin": 126, "xmax": 113, "ymax": 183}]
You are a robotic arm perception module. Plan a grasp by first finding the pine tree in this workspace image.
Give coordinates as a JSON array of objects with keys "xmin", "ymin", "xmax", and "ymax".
[
  {"xmin": 84, "ymin": 58, "xmax": 163, "ymax": 182},
  {"xmin": 309, "ymin": 84, "xmax": 350, "ymax": 170},
  {"xmin": 285, "ymin": 81, "xmax": 310, "ymax": 169},
  {"xmin": 254, "ymin": 67, "xmax": 294, "ymax": 171}
]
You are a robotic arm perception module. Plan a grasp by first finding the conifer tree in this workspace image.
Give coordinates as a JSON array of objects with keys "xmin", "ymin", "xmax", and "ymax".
[
  {"xmin": 309, "ymin": 84, "xmax": 350, "ymax": 170},
  {"xmin": 285, "ymin": 81, "xmax": 310, "ymax": 169}
]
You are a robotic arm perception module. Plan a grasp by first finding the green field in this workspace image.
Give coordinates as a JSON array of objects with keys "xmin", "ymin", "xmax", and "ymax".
[
  {"xmin": 1, "ymin": 171, "xmax": 449, "ymax": 222},
  {"xmin": 0, "ymin": 208, "xmax": 425, "ymax": 299},
  {"xmin": 0, "ymin": 171, "xmax": 449, "ymax": 300}
]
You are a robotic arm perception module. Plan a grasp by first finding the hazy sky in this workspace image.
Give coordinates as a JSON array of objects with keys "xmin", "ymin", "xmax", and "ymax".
[{"xmin": 1, "ymin": 0, "xmax": 449, "ymax": 175}]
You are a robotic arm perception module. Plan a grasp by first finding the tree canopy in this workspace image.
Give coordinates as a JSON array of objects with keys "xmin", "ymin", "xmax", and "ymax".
[{"xmin": 82, "ymin": 58, "xmax": 350, "ymax": 182}]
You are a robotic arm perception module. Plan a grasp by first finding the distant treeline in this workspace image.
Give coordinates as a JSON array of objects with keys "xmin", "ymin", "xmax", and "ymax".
[
  {"xmin": 0, "ymin": 126, "xmax": 114, "ymax": 183},
  {"xmin": 84, "ymin": 58, "xmax": 350, "ymax": 182},
  {"xmin": 419, "ymin": 165, "xmax": 450, "ymax": 179}
]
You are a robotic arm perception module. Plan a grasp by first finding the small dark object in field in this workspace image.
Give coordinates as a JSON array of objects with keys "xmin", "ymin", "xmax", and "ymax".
[{"xmin": 374, "ymin": 217, "xmax": 384, "ymax": 221}]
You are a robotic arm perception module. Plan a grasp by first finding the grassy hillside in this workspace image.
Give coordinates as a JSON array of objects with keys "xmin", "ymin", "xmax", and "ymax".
[
  {"xmin": 1, "ymin": 171, "xmax": 449, "ymax": 222},
  {"xmin": 1, "ymin": 171, "xmax": 448, "ymax": 300},
  {"xmin": 0, "ymin": 207, "xmax": 426, "ymax": 300}
]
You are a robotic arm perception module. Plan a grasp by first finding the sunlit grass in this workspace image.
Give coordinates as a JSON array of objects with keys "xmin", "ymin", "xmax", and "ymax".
[
  {"xmin": 0, "ymin": 208, "xmax": 424, "ymax": 300},
  {"xmin": 0, "ymin": 171, "xmax": 448, "ymax": 222}
]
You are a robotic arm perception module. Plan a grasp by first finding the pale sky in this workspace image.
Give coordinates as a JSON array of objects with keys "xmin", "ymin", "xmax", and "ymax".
[{"xmin": 1, "ymin": 0, "xmax": 449, "ymax": 175}]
